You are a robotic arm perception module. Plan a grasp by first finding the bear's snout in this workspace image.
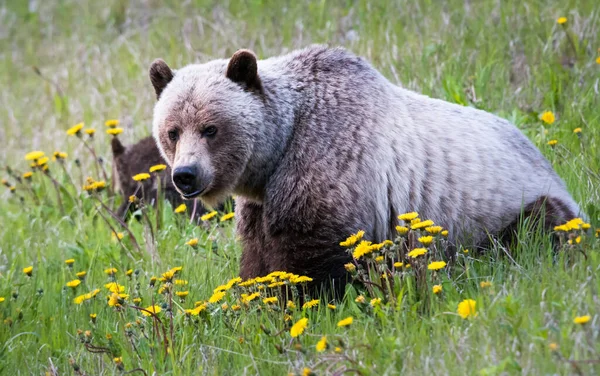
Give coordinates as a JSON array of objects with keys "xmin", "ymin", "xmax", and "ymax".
[{"xmin": 172, "ymin": 165, "xmax": 208, "ymax": 198}]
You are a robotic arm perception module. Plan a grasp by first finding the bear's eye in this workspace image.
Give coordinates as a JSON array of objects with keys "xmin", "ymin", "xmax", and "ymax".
[
  {"xmin": 167, "ymin": 129, "xmax": 179, "ymax": 142},
  {"xmin": 203, "ymin": 126, "xmax": 217, "ymax": 137}
]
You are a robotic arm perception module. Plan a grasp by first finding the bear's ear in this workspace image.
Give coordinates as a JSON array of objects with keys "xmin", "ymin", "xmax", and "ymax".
[
  {"xmin": 111, "ymin": 137, "xmax": 126, "ymax": 157},
  {"xmin": 149, "ymin": 59, "xmax": 174, "ymax": 99},
  {"xmin": 226, "ymin": 49, "xmax": 262, "ymax": 91}
]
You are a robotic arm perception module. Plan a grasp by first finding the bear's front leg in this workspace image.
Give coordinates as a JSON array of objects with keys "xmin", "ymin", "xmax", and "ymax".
[{"xmin": 236, "ymin": 200, "xmax": 269, "ymax": 279}]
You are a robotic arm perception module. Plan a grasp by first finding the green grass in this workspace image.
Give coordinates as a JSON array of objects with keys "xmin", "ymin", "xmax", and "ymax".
[{"xmin": 1, "ymin": 0, "xmax": 599, "ymax": 374}]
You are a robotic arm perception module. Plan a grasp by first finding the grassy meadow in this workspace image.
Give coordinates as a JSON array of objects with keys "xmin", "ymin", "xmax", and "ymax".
[{"xmin": 1, "ymin": 0, "xmax": 600, "ymax": 374}]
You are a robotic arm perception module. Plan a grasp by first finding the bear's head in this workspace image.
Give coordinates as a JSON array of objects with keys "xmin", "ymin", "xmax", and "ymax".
[{"xmin": 150, "ymin": 50, "xmax": 268, "ymax": 207}]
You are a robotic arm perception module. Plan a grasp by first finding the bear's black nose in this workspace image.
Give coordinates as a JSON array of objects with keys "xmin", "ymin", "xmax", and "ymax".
[{"xmin": 172, "ymin": 166, "xmax": 198, "ymax": 194}]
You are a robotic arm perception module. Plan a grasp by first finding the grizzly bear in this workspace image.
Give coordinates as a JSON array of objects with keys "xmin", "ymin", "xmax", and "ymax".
[
  {"xmin": 111, "ymin": 136, "xmax": 208, "ymax": 220},
  {"xmin": 149, "ymin": 45, "xmax": 581, "ymax": 291}
]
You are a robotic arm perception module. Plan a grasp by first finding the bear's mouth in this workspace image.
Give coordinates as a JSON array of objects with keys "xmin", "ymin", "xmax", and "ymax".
[{"xmin": 180, "ymin": 188, "xmax": 206, "ymax": 199}]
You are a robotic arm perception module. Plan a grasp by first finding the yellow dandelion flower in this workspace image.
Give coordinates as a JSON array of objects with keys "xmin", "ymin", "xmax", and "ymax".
[
  {"xmin": 370, "ymin": 298, "xmax": 382, "ymax": 307},
  {"xmin": 411, "ymin": 220, "xmax": 435, "ymax": 230},
  {"xmin": 418, "ymin": 235, "xmax": 434, "ymax": 246},
  {"xmin": 287, "ymin": 300, "xmax": 296, "ymax": 310},
  {"xmin": 133, "ymin": 298, "xmax": 142, "ymax": 304},
  {"xmin": 106, "ymin": 127, "xmax": 124, "ymax": 136},
  {"xmin": 149, "ymin": 164, "xmax": 167, "ymax": 173},
  {"xmin": 427, "ymin": 261, "xmax": 447, "ymax": 270},
  {"xmin": 302, "ymin": 299, "xmax": 319, "ymax": 309},
  {"xmin": 344, "ymin": 263, "xmax": 356, "ymax": 272},
  {"xmin": 105, "ymin": 119, "xmax": 119, "ymax": 128},
  {"xmin": 393, "ymin": 261, "xmax": 403, "ymax": 268},
  {"xmin": 540, "ymin": 111, "xmax": 555, "ymax": 125},
  {"xmin": 395, "ymin": 225, "xmax": 409, "ymax": 235},
  {"xmin": 231, "ymin": 304, "xmax": 241, "ymax": 311},
  {"xmin": 328, "ymin": 304, "xmax": 337, "ymax": 310},
  {"xmin": 36, "ymin": 156, "xmax": 49, "ymax": 166},
  {"xmin": 290, "ymin": 317, "xmax": 308, "ymax": 337},
  {"xmin": 290, "ymin": 275, "xmax": 313, "ymax": 284},
  {"xmin": 85, "ymin": 129, "xmax": 96, "ymax": 136},
  {"xmin": 105, "ymin": 282, "xmax": 125, "ymax": 293},
  {"xmin": 457, "ymin": 299, "xmax": 477, "ymax": 319},
  {"xmin": 596, "ymin": 57, "xmax": 600, "ymax": 64},
  {"xmin": 23, "ymin": 266, "xmax": 33, "ymax": 276},
  {"xmin": 53, "ymin": 151, "xmax": 68, "ymax": 160},
  {"xmin": 75, "ymin": 271, "xmax": 86, "ymax": 280},
  {"xmin": 355, "ymin": 295, "xmax": 365, "ymax": 303},
  {"xmin": 175, "ymin": 279, "xmax": 188, "ymax": 286},
  {"xmin": 104, "ymin": 268, "xmax": 117, "ymax": 276},
  {"xmin": 557, "ymin": 17, "xmax": 567, "ymax": 24},
  {"xmin": 441, "ymin": 230, "xmax": 449, "ymax": 237},
  {"xmin": 23, "ymin": 172, "xmax": 33, "ymax": 179},
  {"xmin": 573, "ymin": 127, "xmax": 582, "ymax": 134},
  {"xmin": 407, "ymin": 248, "xmax": 427, "ymax": 258},
  {"xmin": 547, "ymin": 139, "xmax": 558, "ymax": 146},
  {"xmin": 263, "ymin": 297, "xmax": 278, "ymax": 304},
  {"xmin": 549, "ymin": 342, "xmax": 559, "ymax": 351},
  {"xmin": 398, "ymin": 212, "xmax": 419, "ymax": 222},
  {"xmin": 479, "ymin": 281, "xmax": 492, "ymax": 288},
  {"xmin": 142, "ymin": 305, "xmax": 161, "ymax": 316},
  {"xmin": 65, "ymin": 258, "xmax": 75, "ymax": 266},
  {"xmin": 241, "ymin": 292, "xmax": 260, "ymax": 303},
  {"xmin": 220, "ymin": 212, "xmax": 235, "ymax": 222},
  {"xmin": 337, "ymin": 316, "xmax": 353, "ymax": 327},
  {"xmin": 174, "ymin": 204, "xmax": 186, "ymax": 213},
  {"xmin": 200, "ymin": 211, "xmax": 218, "ymax": 221},
  {"xmin": 339, "ymin": 230, "xmax": 365, "ymax": 247},
  {"xmin": 66, "ymin": 123, "xmax": 84, "ymax": 136},
  {"xmin": 25, "ymin": 151, "xmax": 45, "ymax": 161},
  {"xmin": 581, "ymin": 223, "xmax": 591, "ymax": 230},
  {"xmin": 352, "ymin": 240, "xmax": 374, "ymax": 259},
  {"xmin": 433, "ymin": 285, "xmax": 442, "ymax": 294},
  {"xmin": 186, "ymin": 238, "xmax": 199, "ymax": 247},
  {"xmin": 66, "ymin": 279, "xmax": 81, "ymax": 288},
  {"xmin": 126, "ymin": 269, "xmax": 133, "ymax": 277},
  {"xmin": 176, "ymin": 291, "xmax": 189, "ymax": 298},
  {"xmin": 107, "ymin": 292, "xmax": 128, "ymax": 307},
  {"xmin": 316, "ymin": 336, "xmax": 327, "ymax": 352},
  {"xmin": 573, "ymin": 315, "xmax": 591, "ymax": 325},
  {"xmin": 375, "ymin": 255, "xmax": 384, "ymax": 263},
  {"xmin": 132, "ymin": 173, "xmax": 151, "ymax": 182}
]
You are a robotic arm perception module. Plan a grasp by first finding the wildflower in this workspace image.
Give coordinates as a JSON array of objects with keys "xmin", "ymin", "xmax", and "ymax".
[
  {"xmin": 457, "ymin": 299, "xmax": 477, "ymax": 319},
  {"xmin": 25, "ymin": 151, "xmax": 45, "ymax": 161},
  {"xmin": 0, "ymin": 297, "xmax": 4, "ymax": 303},
  {"xmin": 200, "ymin": 211, "xmax": 217, "ymax": 221},
  {"xmin": 573, "ymin": 315, "xmax": 591, "ymax": 325},
  {"xmin": 411, "ymin": 220, "xmax": 435, "ymax": 230},
  {"xmin": 170, "ymin": 266, "xmax": 183, "ymax": 273},
  {"xmin": 344, "ymin": 263, "xmax": 356, "ymax": 272},
  {"xmin": 175, "ymin": 279, "xmax": 188, "ymax": 286},
  {"xmin": 480, "ymin": 281, "xmax": 492, "ymax": 288},
  {"xmin": 132, "ymin": 173, "xmax": 150, "ymax": 182},
  {"xmin": 394, "ymin": 262, "xmax": 403, "ymax": 268},
  {"xmin": 597, "ymin": 57, "xmax": 600, "ymax": 65},
  {"xmin": 90, "ymin": 313, "xmax": 97, "ymax": 322},
  {"xmin": 427, "ymin": 261, "xmax": 447, "ymax": 270},
  {"xmin": 126, "ymin": 269, "xmax": 133, "ymax": 277},
  {"xmin": 375, "ymin": 255, "xmax": 384, "ymax": 263},
  {"xmin": 316, "ymin": 336, "xmax": 328, "ymax": 352},
  {"xmin": 231, "ymin": 304, "xmax": 241, "ymax": 311},
  {"xmin": 105, "ymin": 119, "xmax": 119, "ymax": 128},
  {"xmin": 186, "ymin": 238, "xmax": 199, "ymax": 247},
  {"xmin": 66, "ymin": 123, "xmax": 84, "ymax": 136},
  {"xmin": 208, "ymin": 291, "xmax": 226, "ymax": 303},
  {"xmin": 263, "ymin": 297, "xmax": 278, "ymax": 304},
  {"xmin": 149, "ymin": 164, "xmax": 167, "ymax": 173},
  {"xmin": 352, "ymin": 240, "xmax": 375, "ymax": 259},
  {"xmin": 142, "ymin": 305, "xmax": 161, "ymax": 316},
  {"xmin": 104, "ymin": 268, "xmax": 117, "ymax": 276},
  {"xmin": 573, "ymin": 128, "xmax": 582, "ymax": 134},
  {"xmin": 408, "ymin": 248, "xmax": 427, "ymax": 258},
  {"xmin": 290, "ymin": 317, "xmax": 308, "ymax": 337},
  {"xmin": 22, "ymin": 171, "xmax": 33, "ymax": 179},
  {"xmin": 433, "ymin": 285, "xmax": 442, "ymax": 294},
  {"xmin": 328, "ymin": 304, "xmax": 337, "ymax": 310},
  {"xmin": 66, "ymin": 280, "xmax": 81, "ymax": 289},
  {"xmin": 241, "ymin": 292, "xmax": 260, "ymax": 303},
  {"xmin": 302, "ymin": 299, "xmax": 319, "ymax": 309},
  {"xmin": 133, "ymin": 298, "xmax": 142, "ymax": 304},
  {"xmin": 106, "ymin": 334, "xmax": 112, "ymax": 340},
  {"xmin": 174, "ymin": 204, "xmax": 186, "ymax": 213},
  {"xmin": 395, "ymin": 225, "xmax": 409, "ymax": 235},
  {"xmin": 540, "ymin": 111, "xmax": 555, "ymax": 125},
  {"xmin": 111, "ymin": 232, "xmax": 124, "ymax": 241},
  {"xmin": 108, "ymin": 293, "xmax": 128, "ymax": 307},
  {"xmin": 23, "ymin": 266, "xmax": 33, "ymax": 276},
  {"xmin": 53, "ymin": 151, "xmax": 68, "ymax": 160},
  {"xmin": 36, "ymin": 157, "xmax": 49, "ymax": 166},
  {"xmin": 220, "ymin": 212, "xmax": 235, "ymax": 222},
  {"xmin": 370, "ymin": 298, "xmax": 382, "ymax": 307},
  {"xmin": 105, "ymin": 283, "xmax": 125, "ymax": 293},
  {"xmin": 73, "ymin": 295, "xmax": 87, "ymax": 304},
  {"xmin": 441, "ymin": 230, "xmax": 449, "ymax": 237},
  {"xmin": 65, "ymin": 259, "xmax": 75, "ymax": 266},
  {"xmin": 556, "ymin": 17, "xmax": 567, "ymax": 25},
  {"xmin": 106, "ymin": 128, "xmax": 124, "ymax": 136},
  {"xmin": 161, "ymin": 270, "xmax": 175, "ymax": 282},
  {"xmin": 337, "ymin": 316, "xmax": 353, "ymax": 327},
  {"xmin": 85, "ymin": 129, "xmax": 96, "ymax": 136},
  {"xmin": 549, "ymin": 342, "xmax": 559, "ymax": 351},
  {"xmin": 398, "ymin": 212, "xmax": 419, "ymax": 222},
  {"xmin": 418, "ymin": 236, "xmax": 434, "ymax": 246},
  {"xmin": 424, "ymin": 226, "xmax": 442, "ymax": 235},
  {"xmin": 287, "ymin": 300, "xmax": 296, "ymax": 310},
  {"xmin": 335, "ymin": 347, "xmax": 342, "ymax": 353},
  {"xmin": 290, "ymin": 275, "xmax": 313, "ymax": 284},
  {"xmin": 355, "ymin": 295, "xmax": 365, "ymax": 304},
  {"xmin": 339, "ymin": 230, "xmax": 365, "ymax": 247},
  {"xmin": 303, "ymin": 368, "xmax": 314, "ymax": 376},
  {"xmin": 548, "ymin": 139, "xmax": 558, "ymax": 146},
  {"xmin": 176, "ymin": 291, "xmax": 189, "ymax": 298}
]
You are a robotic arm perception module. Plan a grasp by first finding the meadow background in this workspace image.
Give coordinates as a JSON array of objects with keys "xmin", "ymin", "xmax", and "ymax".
[{"xmin": 1, "ymin": 0, "xmax": 599, "ymax": 374}]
